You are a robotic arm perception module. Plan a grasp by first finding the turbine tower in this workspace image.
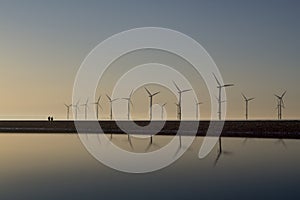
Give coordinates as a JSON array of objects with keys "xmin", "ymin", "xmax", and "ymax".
[
  {"xmin": 173, "ymin": 81, "xmax": 191, "ymax": 120},
  {"xmin": 213, "ymin": 73, "xmax": 234, "ymax": 120},
  {"xmin": 122, "ymin": 90, "xmax": 133, "ymax": 120},
  {"xmin": 274, "ymin": 91, "xmax": 286, "ymax": 120},
  {"xmin": 241, "ymin": 93, "xmax": 255, "ymax": 120},
  {"xmin": 64, "ymin": 103, "xmax": 72, "ymax": 119},
  {"xmin": 144, "ymin": 87, "xmax": 160, "ymax": 120},
  {"xmin": 194, "ymin": 98, "xmax": 203, "ymax": 120},
  {"xmin": 81, "ymin": 98, "xmax": 89, "ymax": 120},
  {"xmin": 160, "ymin": 103, "xmax": 167, "ymax": 120}
]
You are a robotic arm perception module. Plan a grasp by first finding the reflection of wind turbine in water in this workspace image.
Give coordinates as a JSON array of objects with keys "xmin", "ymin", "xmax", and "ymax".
[
  {"xmin": 81, "ymin": 98, "xmax": 89, "ymax": 120},
  {"xmin": 72, "ymin": 100, "xmax": 80, "ymax": 120},
  {"xmin": 274, "ymin": 91, "xmax": 286, "ymax": 120},
  {"xmin": 144, "ymin": 87, "xmax": 160, "ymax": 145},
  {"xmin": 91, "ymin": 95, "xmax": 102, "ymax": 120},
  {"xmin": 160, "ymin": 103, "xmax": 167, "ymax": 120},
  {"xmin": 173, "ymin": 81, "xmax": 191, "ymax": 148},
  {"xmin": 194, "ymin": 98, "xmax": 203, "ymax": 120},
  {"xmin": 106, "ymin": 94, "xmax": 119, "ymax": 139},
  {"xmin": 241, "ymin": 93, "xmax": 255, "ymax": 120},
  {"xmin": 64, "ymin": 103, "xmax": 72, "ymax": 119},
  {"xmin": 212, "ymin": 73, "xmax": 234, "ymax": 164}
]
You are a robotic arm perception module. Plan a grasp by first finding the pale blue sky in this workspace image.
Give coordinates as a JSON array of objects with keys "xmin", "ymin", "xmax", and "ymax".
[{"xmin": 0, "ymin": 0, "xmax": 299, "ymax": 119}]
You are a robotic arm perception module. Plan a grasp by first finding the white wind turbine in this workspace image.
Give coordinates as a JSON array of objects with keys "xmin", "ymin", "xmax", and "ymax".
[
  {"xmin": 81, "ymin": 98, "xmax": 89, "ymax": 120},
  {"xmin": 106, "ymin": 94, "xmax": 119, "ymax": 139},
  {"xmin": 274, "ymin": 91, "xmax": 286, "ymax": 120},
  {"xmin": 91, "ymin": 95, "xmax": 102, "ymax": 120},
  {"xmin": 122, "ymin": 90, "xmax": 133, "ymax": 120},
  {"xmin": 173, "ymin": 81, "xmax": 191, "ymax": 148},
  {"xmin": 144, "ymin": 87, "xmax": 160, "ymax": 120},
  {"xmin": 241, "ymin": 93, "xmax": 255, "ymax": 120},
  {"xmin": 64, "ymin": 103, "xmax": 72, "ymax": 119},
  {"xmin": 194, "ymin": 98, "xmax": 203, "ymax": 120},
  {"xmin": 160, "ymin": 103, "xmax": 167, "ymax": 120},
  {"xmin": 144, "ymin": 87, "xmax": 160, "ymax": 144},
  {"xmin": 72, "ymin": 100, "xmax": 80, "ymax": 120}
]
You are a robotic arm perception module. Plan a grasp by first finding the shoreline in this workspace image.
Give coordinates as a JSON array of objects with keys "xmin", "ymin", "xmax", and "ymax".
[{"xmin": 0, "ymin": 120, "xmax": 299, "ymax": 139}]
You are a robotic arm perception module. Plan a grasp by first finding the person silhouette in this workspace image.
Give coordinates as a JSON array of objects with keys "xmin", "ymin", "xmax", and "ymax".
[
  {"xmin": 50, "ymin": 116, "xmax": 53, "ymax": 121},
  {"xmin": 48, "ymin": 116, "xmax": 50, "ymax": 121}
]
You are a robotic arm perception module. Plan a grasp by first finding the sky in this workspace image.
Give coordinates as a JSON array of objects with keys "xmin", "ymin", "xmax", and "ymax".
[{"xmin": 0, "ymin": 0, "xmax": 299, "ymax": 120}]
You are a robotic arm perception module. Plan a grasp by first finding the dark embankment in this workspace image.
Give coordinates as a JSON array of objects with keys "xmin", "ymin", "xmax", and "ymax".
[{"xmin": 0, "ymin": 120, "xmax": 299, "ymax": 139}]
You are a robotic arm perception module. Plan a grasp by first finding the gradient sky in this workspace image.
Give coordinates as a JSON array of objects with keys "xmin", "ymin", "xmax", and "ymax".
[{"xmin": 0, "ymin": 0, "xmax": 299, "ymax": 120}]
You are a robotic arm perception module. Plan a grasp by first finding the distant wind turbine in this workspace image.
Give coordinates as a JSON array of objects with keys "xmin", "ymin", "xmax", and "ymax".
[
  {"xmin": 72, "ymin": 100, "xmax": 80, "ymax": 120},
  {"xmin": 160, "ymin": 103, "xmax": 167, "ymax": 120},
  {"xmin": 106, "ymin": 94, "xmax": 119, "ymax": 139},
  {"xmin": 64, "ymin": 103, "xmax": 72, "ymax": 119},
  {"xmin": 81, "ymin": 98, "xmax": 89, "ymax": 120},
  {"xmin": 213, "ymin": 73, "xmax": 234, "ymax": 120},
  {"xmin": 144, "ymin": 87, "xmax": 160, "ymax": 145},
  {"xmin": 122, "ymin": 90, "xmax": 134, "ymax": 120},
  {"xmin": 274, "ymin": 91, "xmax": 286, "ymax": 120},
  {"xmin": 106, "ymin": 94, "xmax": 119, "ymax": 121},
  {"xmin": 173, "ymin": 81, "xmax": 191, "ymax": 120},
  {"xmin": 213, "ymin": 73, "xmax": 234, "ymax": 157},
  {"xmin": 173, "ymin": 81, "xmax": 191, "ymax": 148},
  {"xmin": 194, "ymin": 98, "xmax": 203, "ymax": 120},
  {"xmin": 241, "ymin": 93, "xmax": 255, "ymax": 120},
  {"xmin": 144, "ymin": 87, "xmax": 160, "ymax": 120},
  {"xmin": 91, "ymin": 95, "xmax": 102, "ymax": 120}
]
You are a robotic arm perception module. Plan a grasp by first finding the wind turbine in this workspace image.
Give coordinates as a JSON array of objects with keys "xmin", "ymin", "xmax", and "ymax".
[
  {"xmin": 91, "ymin": 95, "xmax": 102, "ymax": 120},
  {"xmin": 194, "ymin": 98, "xmax": 203, "ymax": 120},
  {"xmin": 173, "ymin": 81, "xmax": 191, "ymax": 148},
  {"xmin": 122, "ymin": 90, "xmax": 133, "ymax": 120},
  {"xmin": 144, "ymin": 87, "xmax": 160, "ymax": 120},
  {"xmin": 106, "ymin": 94, "xmax": 119, "ymax": 139},
  {"xmin": 212, "ymin": 73, "xmax": 234, "ymax": 158},
  {"xmin": 72, "ymin": 100, "xmax": 80, "ymax": 120},
  {"xmin": 160, "ymin": 103, "xmax": 167, "ymax": 120},
  {"xmin": 144, "ymin": 87, "xmax": 160, "ymax": 145},
  {"xmin": 173, "ymin": 81, "xmax": 191, "ymax": 120},
  {"xmin": 241, "ymin": 93, "xmax": 255, "ymax": 120},
  {"xmin": 81, "ymin": 98, "xmax": 89, "ymax": 120},
  {"xmin": 213, "ymin": 73, "xmax": 234, "ymax": 120},
  {"xmin": 274, "ymin": 91, "xmax": 286, "ymax": 120},
  {"xmin": 64, "ymin": 103, "xmax": 72, "ymax": 119}
]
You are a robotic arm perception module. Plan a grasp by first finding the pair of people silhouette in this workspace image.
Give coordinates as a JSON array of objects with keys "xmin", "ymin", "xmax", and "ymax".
[{"xmin": 48, "ymin": 116, "xmax": 54, "ymax": 122}]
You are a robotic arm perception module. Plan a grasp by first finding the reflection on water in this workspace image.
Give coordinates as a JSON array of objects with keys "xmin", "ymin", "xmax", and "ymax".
[{"xmin": 0, "ymin": 134, "xmax": 300, "ymax": 200}]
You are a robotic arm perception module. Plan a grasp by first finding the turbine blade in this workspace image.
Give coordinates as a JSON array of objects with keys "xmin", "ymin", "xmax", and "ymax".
[
  {"xmin": 152, "ymin": 91, "xmax": 160, "ymax": 96},
  {"xmin": 172, "ymin": 81, "xmax": 180, "ymax": 91},
  {"xmin": 97, "ymin": 96, "xmax": 101, "ymax": 103},
  {"xmin": 248, "ymin": 98, "xmax": 255, "ymax": 101},
  {"xmin": 106, "ymin": 94, "xmax": 111, "ymax": 101},
  {"xmin": 144, "ymin": 87, "xmax": 151, "ymax": 96},
  {"xmin": 212, "ymin": 73, "xmax": 221, "ymax": 86},
  {"xmin": 112, "ymin": 98, "xmax": 119, "ymax": 102},
  {"xmin": 281, "ymin": 91, "xmax": 287, "ymax": 98},
  {"xmin": 241, "ymin": 93, "xmax": 247, "ymax": 100},
  {"xmin": 223, "ymin": 84, "xmax": 234, "ymax": 87},
  {"xmin": 182, "ymin": 89, "xmax": 191, "ymax": 93},
  {"xmin": 129, "ymin": 89, "xmax": 133, "ymax": 98},
  {"xmin": 274, "ymin": 94, "xmax": 280, "ymax": 99}
]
